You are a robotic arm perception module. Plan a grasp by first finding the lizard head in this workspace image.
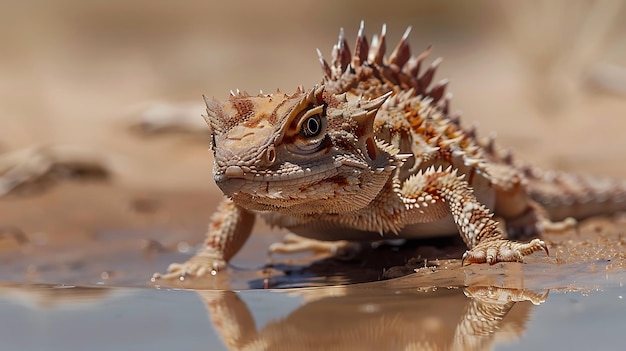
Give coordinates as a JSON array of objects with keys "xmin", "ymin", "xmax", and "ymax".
[{"xmin": 202, "ymin": 85, "xmax": 399, "ymax": 215}]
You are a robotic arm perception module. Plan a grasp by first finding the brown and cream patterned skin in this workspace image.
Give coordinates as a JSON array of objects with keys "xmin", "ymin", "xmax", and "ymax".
[{"xmin": 153, "ymin": 23, "xmax": 626, "ymax": 281}]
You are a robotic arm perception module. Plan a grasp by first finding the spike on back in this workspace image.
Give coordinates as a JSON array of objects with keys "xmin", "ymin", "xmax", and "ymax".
[
  {"xmin": 321, "ymin": 23, "xmax": 449, "ymax": 111},
  {"xmin": 370, "ymin": 24, "xmax": 387, "ymax": 65},
  {"xmin": 389, "ymin": 26, "xmax": 412, "ymax": 68},
  {"xmin": 317, "ymin": 48, "xmax": 332, "ymax": 78},
  {"xmin": 353, "ymin": 20, "xmax": 369, "ymax": 66},
  {"xmin": 333, "ymin": 27, "xmax": 351, "ymax": 73},
  {"xmin": 408, "ymin": 44, "xmax": 432, "ymax": 78}
]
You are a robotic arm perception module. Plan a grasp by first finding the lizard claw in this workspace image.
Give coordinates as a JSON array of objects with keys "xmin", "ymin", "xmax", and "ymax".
[
  {"xmin": 461, "ymin": 238, "xmax": 548, "ymax": 266},
  {"xmin": 151, "ymin": 253, "xmax": 227, "ymax": 282}
]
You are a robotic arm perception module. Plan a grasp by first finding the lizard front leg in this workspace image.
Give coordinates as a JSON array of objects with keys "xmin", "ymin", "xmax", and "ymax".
[
  {"xmin": 401, "ymin": 167, "xmax": 548, "ymax": 265},
  {"xmin": 152, "ymin": 197, "xmax": 255, "ymax": 281}
]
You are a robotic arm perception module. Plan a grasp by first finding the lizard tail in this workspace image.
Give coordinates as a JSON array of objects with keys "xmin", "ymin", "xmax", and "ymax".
[{"xmin": 523, "ymin": 166, "xmax": 626, "ymax": 221}]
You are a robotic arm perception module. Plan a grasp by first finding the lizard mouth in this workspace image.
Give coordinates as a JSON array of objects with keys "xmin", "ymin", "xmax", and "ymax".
[
  {"xmin": 213, "ymin": 159, "xmax": 372, "ymax": 200},
  {"xmin": 215, "ymin": 164, "xmax": 339, "ymax": 193},
  {"xmin": 214, "ymin": 158, "xmax": 370, "ymax": 184}
]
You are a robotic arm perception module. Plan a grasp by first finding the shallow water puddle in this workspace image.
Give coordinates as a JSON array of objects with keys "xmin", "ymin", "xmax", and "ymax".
[{"xmin": 0, "ymin": 278, "xmax": 624, "ymax": 351}]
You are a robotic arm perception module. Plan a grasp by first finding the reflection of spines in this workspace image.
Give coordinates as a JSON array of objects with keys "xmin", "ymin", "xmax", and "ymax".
[
  {"xmin": 318, "ymin": 22, "xmax": 450, "ymax": 105},
  {"xmin": 454, "ymin": 287, "xmax": 549, "ymax": 350},
  {"xmin": 196, "ymin": 285, "xmax": 545, "ymax": 351}
]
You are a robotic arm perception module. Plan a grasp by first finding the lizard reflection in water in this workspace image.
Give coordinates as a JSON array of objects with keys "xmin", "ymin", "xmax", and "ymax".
[{"xmin": 199, "ymin": 285, "xmax": 547, "ymax": 351}]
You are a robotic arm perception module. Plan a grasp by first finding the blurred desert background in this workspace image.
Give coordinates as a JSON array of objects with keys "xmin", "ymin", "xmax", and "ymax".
[{"xmin": 0, "ymin": 0, "xmax": 626, "ymax": 287}]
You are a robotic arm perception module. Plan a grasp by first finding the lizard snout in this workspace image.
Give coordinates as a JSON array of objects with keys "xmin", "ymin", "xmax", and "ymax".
[{"xmin": 224, "ymin": 166, "xmax": 245, "ymax": 179}]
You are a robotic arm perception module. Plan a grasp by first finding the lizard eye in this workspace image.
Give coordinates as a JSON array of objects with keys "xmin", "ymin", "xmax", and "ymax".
[{"xmin": 300, "ymin": 115, "xmax": 322, "ymax": 138}]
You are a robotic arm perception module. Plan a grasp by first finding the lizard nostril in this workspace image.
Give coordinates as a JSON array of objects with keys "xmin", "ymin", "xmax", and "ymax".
[{"xmin": 265, "ymin": 145, "xmax": 276, "ymax": 164}]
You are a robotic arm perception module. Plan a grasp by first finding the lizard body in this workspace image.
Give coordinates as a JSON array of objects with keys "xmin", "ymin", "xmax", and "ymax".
[{"xmin": 154, "ymin": 23, "xmax": 626, "ymax": 281}]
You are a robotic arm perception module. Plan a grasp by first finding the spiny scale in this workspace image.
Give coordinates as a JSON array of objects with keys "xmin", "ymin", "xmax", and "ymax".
[{"xmin": 319, "ymin": 22, "xmax": 450, "ymax": 105}]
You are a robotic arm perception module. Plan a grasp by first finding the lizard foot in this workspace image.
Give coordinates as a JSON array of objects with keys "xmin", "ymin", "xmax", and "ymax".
[
  {"xmin": 268, "ymin": 233, "xmax": 361, "ymax": 260},
  {"xmin": 461, "ymin": 238, "xmax": 548, "ymax": 266},
  {"xmin": 539, "ymin": 217, "xmax": 577, "ymax": 234},
  {"xmin": 151, "ymin": 252, "xmax": 227, "ymax": 282}
]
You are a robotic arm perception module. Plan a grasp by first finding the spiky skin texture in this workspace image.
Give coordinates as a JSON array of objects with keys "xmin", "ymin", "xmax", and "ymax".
[{"xmin": 153, "ymin": 23, "xmax": 626, "ymax": 281}]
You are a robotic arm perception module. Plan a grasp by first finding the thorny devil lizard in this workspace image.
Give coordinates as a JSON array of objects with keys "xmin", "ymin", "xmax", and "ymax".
[{"xmin": 153, "ymin": 23, "xmax": 626, "ymax": 281}]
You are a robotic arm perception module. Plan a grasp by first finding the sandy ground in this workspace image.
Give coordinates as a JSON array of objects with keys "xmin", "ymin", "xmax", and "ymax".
[{"xmin": 1, "ymin": 1, "xmax": 626, "ymax": 350}]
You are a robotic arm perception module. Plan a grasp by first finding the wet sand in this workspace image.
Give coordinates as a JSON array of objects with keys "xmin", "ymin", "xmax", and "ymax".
[{"xmin": 1, "ymin": 1, "xmax": 626, "ymax": 350}]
